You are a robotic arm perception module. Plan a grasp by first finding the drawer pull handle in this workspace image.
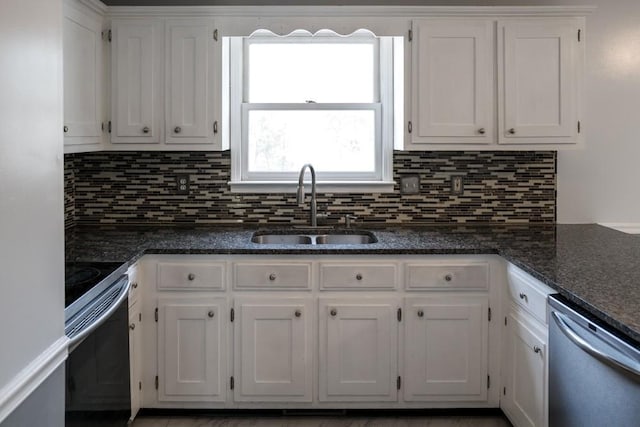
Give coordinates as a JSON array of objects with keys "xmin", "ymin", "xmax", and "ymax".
[
  {"xmin": 533, "ymin": 346, "xmax": 541, "ymax": 354},
  {"xmin": 417, "ymin": 310, "xmax": 424, "ymax": 318},
  {"xmin": 519, "ymin": 293, "xmax": 528, "ymax": 302},
  {"xmin": 208, "ymin": 310, "xmax": 214, "ymax": 318},
  {"xmin": 356, "ymin": 273, "xmax": 363, "ymax": 281},
  {"xmin": 142, "ymin": 126, "xmax": 150, "ymax": 134},
  {"xmin": 269, "ymin": 273, "xmax": 277, "ymax": 281},
  {"xmin": 295, "ymin": 310, "xmax": 302, "ymax": 318},
  {"xmin": 174, "ymin": 126, "xmax": 182, "ymax": 134},
  {"xmin": 330, "ymin": 308, "xmax": 337, "ymax": 317},
  {"xmin": 508, "ymin": 128, "xmax": 516, "ymax": 135},
  {"xmin": 132, "ymin": 282, "xmax": 138, "ymax": 289},
  {"xmin": 188, "ymin": 273, "xmax": 195, "ymax": 281},
  {"xmin": 129, "ymin": 323, "xmax": 135, "ymax": 330},
  {"xmin": 478, "ymin": 127, "xmax": 486, "ymax": 135},
  {"xmin": 444, "ymin": 274, "xmax": 453, "ymax": 282}
]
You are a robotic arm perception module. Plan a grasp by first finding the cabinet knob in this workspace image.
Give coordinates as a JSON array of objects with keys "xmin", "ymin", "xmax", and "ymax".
[
  {"xmin": 208, "ymin": 310, "xmax": 215, "ymax": 318},
  {"xmin": 444, "ymin": 274, "xmax": 453, "ymax": 282},
  {"xmin": 142, "ymin": 126, "xmax": 150, "ymax": 134},
  {"xmin": 519, "ymin": 293, "xmax": 528, "ymax": 303},
  {"xmin": 174, "ymin": 126, "xmax": 181, "ymax": 134},
  {"xmin": 533, "ymin": 346, "xmax": 541, "ymax": 354},
  {"xmin": 295, "ymin": 310, "xmax": 302, "ymax": 318},
  {"xmin": 188, "ymin": 273, "xmax": 195, "ymax": 281},
  {"xmin": 330, "ymin": 308, "xmax": 337, "ymax": 317},
  {"xmin": 131, "ymin": 282, "xmax": 138, "ymax": 289},
  {"xmin": 417, "ymin": 310, "xmax": 424, "ymax": 318},
  {"xmin": 129, "ymin": 323, "xmax": 135, "ymax": 330},
  {"xmin": 478, "ymin": 127, "xmax": 486, "ymax": 135},
  {"xmin": 508, "ymin": 128, "xmax": 516, "ymax": 135},
  {"xmin": 63, "ymin": 125, "xmax": 69, "ymax": 133},
  {"xmin": 356, "ymin": 273, "xmax": 363, "ymax": 281},
  {"xmin": 269, "ymin": 273, "xmax": 277, "ymax": 281}
]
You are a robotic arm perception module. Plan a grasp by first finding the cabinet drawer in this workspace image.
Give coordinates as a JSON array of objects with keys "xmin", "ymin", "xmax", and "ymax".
[
  {"xmin": 320, "ymin": 263, "xmax": 397, "ymax": 290},
  {"xmin": 157, "ymin": 262, "xmax": 226, "ymax": 290},
  {"xmin": 507, "ymin": 264, "xmax": 554, "ymax": 324},
  {"xmin": 405, "ymin": 262, "xmax": 489, "ymax": 291},
  {"xmin": 233, "ymin": 263, "xmax": 311, "ymax": 290}
]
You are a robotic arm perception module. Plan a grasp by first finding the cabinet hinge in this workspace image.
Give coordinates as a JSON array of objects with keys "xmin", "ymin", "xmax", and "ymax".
[
  {"xmin": 578, "ymin": 121, "xmax": 581, "ymax": 133},
  {"xmin": 102, "ymin": 29, "xmax": 112, "ymax": 43},
  {"xmin": 408, "ymin": 29, "xmax": 413, "ymax": 42},
  {"xmin": 139, "ymin": 381, "xmax": 142, "ymax": 391},
  {"xmin": 108, "ymin": 121, "xmax": 112, "ymax": 134},
  {"xmin": 397, "ymin": 376, "xmax": 401, "ymax": 390},
  {"xmin": 155, "ymin": 376, "xmax": 158, "ymax": 390},
  {"xmin": 578, "ymin": 29, "xmax": 581, "ymax": 42},
  {"xmin": 488, "ymin": 307, "xmax": 492, "ymax": 322},
  {"xmin": 154, "ymin": 307, "xmax": 158, "ymax": 322},
  {"xmin": 101, "ymin": 122, "xmax": 104, "ymax": 132},
  {"xmin": 397, "ymin": 308, "xmax": 402, "ymax": 322},
  {"xmin": 503, "ymin": 386, "xmax": 506, "ymax": 396},
  {"xmin": 139, "ymin": 312, "xmax": 142, "ymax": 322},
  {"xmin": 487, "ymin": 375, "xmax": 490, "ymax": 389},
  {"xmin": 213, "ymin": 29, "xmax": 218, "ymax": 41},
  {"xmin": 504, "ymin": 316, "xmax": 507, "ymax": 326},
  {"xmin": 408, "ymin": 121, "xmax": 412, "ymax": 134},
  {"xmin": 230, "ymin": 308, "xmax": 235, "ymax": 322},
  {"xmin": 230, "ymin": 376, "xmax": 235, "ymax": 390}
]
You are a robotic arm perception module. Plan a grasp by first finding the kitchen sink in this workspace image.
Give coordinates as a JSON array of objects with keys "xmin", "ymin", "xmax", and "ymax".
[{"xmin": 251, "ymin": 231, "xmax": 377, "ymax": 245}]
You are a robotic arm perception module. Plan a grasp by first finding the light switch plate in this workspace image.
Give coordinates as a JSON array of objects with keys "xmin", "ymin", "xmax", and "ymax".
[{"xmin": 400, "ymin": 175, "xmax": 420, "ymax": 194}]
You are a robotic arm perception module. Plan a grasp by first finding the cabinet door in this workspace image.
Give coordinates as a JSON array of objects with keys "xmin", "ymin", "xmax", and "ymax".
[
  {"xmin": 63, "ymin": 3, "xmax": 103, "ymax": 146},
  {"xmin": 499, "ymin": 19, "xmax": 580, "ymax": 144},
  {"xmin": 404, "ymin": 296, "xmax": 488, "ymax": 402},
  {"xmin": 411, "ymin": 19, "xmax": 494, "ymax": 144},
  {"xmin": 319, "ymin": 298, "xmax": 399, "ymax": 402},
  {"xmin": 234, "ymin": 297, "xmax": 312, "ymax": 402},
  {"xmin": 111, "ymin": 20, "xmax": 162, "ymax": 143},
  {"xmin": 158, "ymin": 297, "xmax": 227, "ymax": 402},
  {"xmin": 128, "ymin": 301, "xmax": 142, "ymax": 422},
  {"xmin": 502, "ymin": 309, "xmax": 547, "ymax": 427},
  {"xmin": 166, "ymin": 20, "xmax": 218, "ymax": 145}
]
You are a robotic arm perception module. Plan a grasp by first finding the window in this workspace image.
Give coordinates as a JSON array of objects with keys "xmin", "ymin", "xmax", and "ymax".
[{"xmin": 228, "ymin": 30, "xmax": 399, "ymax": 192}]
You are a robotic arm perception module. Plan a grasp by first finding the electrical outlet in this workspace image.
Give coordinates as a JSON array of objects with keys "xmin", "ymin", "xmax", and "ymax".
[
  {"xmin": 176, "ymin": 174, "xmax": 190, "ymax": 195},
  {"xmin": 451, "ymin": 175, "xmax": 464, "ymax": 194},
  {"xmin": 400, "ymin": 176, "xmax": 420, "ymax": 194}
]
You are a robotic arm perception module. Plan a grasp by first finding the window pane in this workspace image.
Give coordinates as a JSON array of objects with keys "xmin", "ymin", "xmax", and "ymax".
[
  {"xmin": 248, "ymin": 42, "xmax": 375, "ymax": 103},
  {"xmin": 247, "ymin": 110, "xmax": 376, "ymax": 173}
]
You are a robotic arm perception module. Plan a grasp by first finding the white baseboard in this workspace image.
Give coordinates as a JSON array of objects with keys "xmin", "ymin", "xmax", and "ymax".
[
  {"xmin": 598, "ymin": 223, "xmax": 640, "ymax": 235},
  {"xmin": 0, "ymin": 336, "xmax": 69, "ymax": 424}
]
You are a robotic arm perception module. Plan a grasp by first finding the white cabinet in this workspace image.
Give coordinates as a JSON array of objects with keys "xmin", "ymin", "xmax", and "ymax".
[
  {"xmin": 498, "ymin": 19, "xmax": 582, "ymax": 144},
  {"xmin": 411, "ymin": 19, "xmax": 494, "ymax": 145},
  {"xmin": 128, "ymin": 300, "xmax": 142, "ymax": 421},
  {"xmin": 234, "ymin": 297, "xmax": 313, "ymax": 402},
  {"xmin": 158, "ymin": 297, "xmax": 227, "ymax": 402},
  {"xmin": 63, "ymin": 0, "xmax": 104, "ymax": 150},
  {"xmin": 165, "ymin": 20, "xmax": 219, "ymax": 145},
  {"xmin": 111, "ymin": 19, "xmax": 163, "ymax": 144},
  {"xmin": 404, "ymin": 296, "xmax": 489, "ymax": 402},
  {"xmin": 502, "ymin": 309, "xmax": 547, "ymax": 427},
  {"xmin": 319, "ymin": 298, "xmax": 399, "ymax": 402}
]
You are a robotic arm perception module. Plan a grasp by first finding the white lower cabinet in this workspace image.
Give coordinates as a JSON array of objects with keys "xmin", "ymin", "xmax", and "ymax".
[
  {"xmin": 158, "ymin": 297, "xmax": 227, "ymax": 402},
  {"xmin": 128, "ymin": 301, "xmax": 142, "ymax": 420},
  {"xmin": 502, "ymin": 309, "xmax": 547, "ymax": 427},
  {"xmin": 404, "ymin": 296, "xmax": 489, "ymax": 402},
  {"xmin": 319, "ymin": 298, "xmax": 399, "ymax": 402},
  {"xmin": 234, "ymin": 297, "xmax": 313, "ymax": 402}
]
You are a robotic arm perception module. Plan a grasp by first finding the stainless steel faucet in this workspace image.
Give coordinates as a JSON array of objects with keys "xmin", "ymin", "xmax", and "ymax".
[{"xmin": 296, "ymin": 164, "xmax": 317, "ymax": 227}]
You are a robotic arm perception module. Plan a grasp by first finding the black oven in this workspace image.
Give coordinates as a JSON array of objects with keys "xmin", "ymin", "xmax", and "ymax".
[{"xmin": 64, "ymin": 262, "xmax": 132, "ymax": 426}]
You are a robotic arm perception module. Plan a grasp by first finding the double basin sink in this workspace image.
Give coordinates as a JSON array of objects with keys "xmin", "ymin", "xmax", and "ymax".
[{"xmin": 251, "ymin": 230, "xmax": 377, "ymax": 245}]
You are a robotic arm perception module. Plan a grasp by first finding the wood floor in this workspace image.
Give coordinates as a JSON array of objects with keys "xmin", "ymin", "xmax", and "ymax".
[{"xmin": 131, "ymin": 414, "xmax": 513, "ymax": 427}]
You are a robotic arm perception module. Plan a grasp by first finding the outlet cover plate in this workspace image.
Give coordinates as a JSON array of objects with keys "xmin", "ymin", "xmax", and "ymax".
[{"xmin": 400, "ymin": 175, "xmax": 420, "ymax": 194}]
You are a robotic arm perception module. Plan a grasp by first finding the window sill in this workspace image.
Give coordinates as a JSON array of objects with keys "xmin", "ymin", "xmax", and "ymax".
[{"xmin": 228, "ymin": 181, "xmax": 396, "ymax": 194}]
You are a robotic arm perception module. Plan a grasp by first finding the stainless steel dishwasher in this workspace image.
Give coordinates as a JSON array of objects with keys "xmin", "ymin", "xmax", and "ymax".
[{"xmin": 548, "ymin": 295, "xmax": 640, "ymax": 426}]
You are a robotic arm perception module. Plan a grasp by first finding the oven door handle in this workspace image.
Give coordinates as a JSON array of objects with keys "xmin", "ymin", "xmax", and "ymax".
[
  {"xmin": 68, "ymin": 276, "xmax": 130, "ymax": 349},
  {"xmin": 551, "ymin": 311, "xmax": 640, "ymax": 378}
]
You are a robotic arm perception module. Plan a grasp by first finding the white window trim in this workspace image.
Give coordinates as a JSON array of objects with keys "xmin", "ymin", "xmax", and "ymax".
[{"xmin": 228, "ymin": 33, "xmax": 396, "ymax": 193}]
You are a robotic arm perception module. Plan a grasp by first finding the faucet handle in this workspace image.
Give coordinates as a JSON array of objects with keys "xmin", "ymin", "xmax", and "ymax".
[{"xmin": 344, "ymin": 215, "xmax": 358, "ymax": 228}]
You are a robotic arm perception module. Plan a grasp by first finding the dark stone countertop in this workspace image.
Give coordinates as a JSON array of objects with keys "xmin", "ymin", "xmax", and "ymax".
[{"xmin": 65, "ymin": 223, "xmax": 640, "ymax": 346}]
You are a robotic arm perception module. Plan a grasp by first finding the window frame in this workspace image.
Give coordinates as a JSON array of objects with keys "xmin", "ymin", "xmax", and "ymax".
[{"xmin": 229, "ymin": 31, "xmax": 396, "ymax": 193}]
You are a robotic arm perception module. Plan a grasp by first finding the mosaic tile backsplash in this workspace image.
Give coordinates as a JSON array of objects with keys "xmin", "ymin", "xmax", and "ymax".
[{"xmin": 64, "ymin": 150, "xmax": 556, "ymax": 228}]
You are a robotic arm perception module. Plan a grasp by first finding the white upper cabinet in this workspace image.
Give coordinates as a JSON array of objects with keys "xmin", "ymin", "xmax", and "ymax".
[
  {"xmin": 165, "ymin": 20, "xmax": 219, "ymax": 145},
  {"xmin": 111, "ymin": 19, "xmax": 163, "ymax": 144},
  {"xmin": 411, "ymin": 19, "xmax": 494, "ymax": 145},
  {"xmin": 498, "ymin": 19, "xmax": 582, "ymax": 145},
  {"xmin": 63, "ymin": 1, "xmax": 104, "ymax": 150}
]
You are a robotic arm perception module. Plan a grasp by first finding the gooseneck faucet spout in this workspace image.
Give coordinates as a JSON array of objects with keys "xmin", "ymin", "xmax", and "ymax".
[{"xmin": 296, "ymin": 164, "xmax": 317, "ymax": 227}]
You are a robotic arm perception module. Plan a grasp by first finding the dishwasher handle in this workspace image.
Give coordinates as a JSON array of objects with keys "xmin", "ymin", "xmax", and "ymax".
[{"xmin": 552, "ymin": 311, "xmax": 640, "ymax": 379}]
